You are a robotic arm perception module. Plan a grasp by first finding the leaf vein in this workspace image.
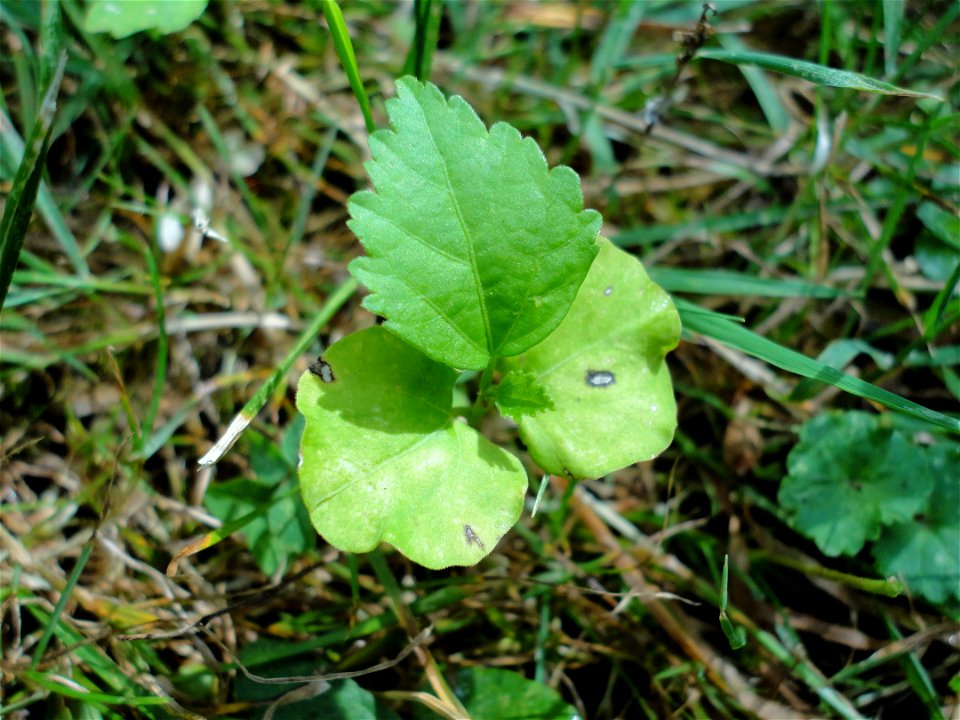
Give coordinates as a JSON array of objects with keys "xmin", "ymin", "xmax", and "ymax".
[
  {"xmin": 415, "ymin": 99, "xmax": 494, "ymax": 355},
  {"xmin": 365, "ymin": 207, "xmax": 470, "ymax": 269}
]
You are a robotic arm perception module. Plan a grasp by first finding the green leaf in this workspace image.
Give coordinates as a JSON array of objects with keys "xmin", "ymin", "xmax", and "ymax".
[
  {"xmin": 873, "ymin": 440, "xmax": 960, "ymax": 604},
  {"xmin": 779, "ymin": 412, "xmax": 933, "ymax": 557},
  {"xmin": 203, "ymin": 422, "xmax": 312, "ymax": 575},
  {"xmin": 916, "ymin": 234, "xmax": 960, "ymax": 283},
  {"xmin": 296, "ymin": 326, "xmax": 527, "ymax": 569},
  {"xmin": 348, "ymin": 77, "xmax": 602, "ymax": 371},
  {"xmin": 204, "ymin": 478, "xmax": 313, "ymax": 576},
  {"xmin": 83, "ymin": 0, "xmax": 208, "ymax": 38},
  {"xmin": 494, "ymin": 370, "xmax": 555, "ymax": 420},
  {"xmin": 235, "ymin": 640, "xmax": 401, "ymax": 720},
  {"xmin": 502, "ymin": 238, "xmax": 680, "ymax": 479},
  {"xmin": 452, "ymin": 668, "xmax": 579, "ymax": 720},
  {"xmin": 917, "ymin": 201, "xmax": 960, "ymax": 250},
  {"xmin": 697, "ymin": 49, "xmax": 942, "ymax": 100}
]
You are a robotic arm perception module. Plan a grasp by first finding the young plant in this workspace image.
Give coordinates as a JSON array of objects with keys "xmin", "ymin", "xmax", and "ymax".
[
  {"xmin": 779, "ymin": 411, "xmax": 960, "ymax": 605},
  {"xmin": 297, "ymin": 78, "xmax": 680, "ymax": 569}
]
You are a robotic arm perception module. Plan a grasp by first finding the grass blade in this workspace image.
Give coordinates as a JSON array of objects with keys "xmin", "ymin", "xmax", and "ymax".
[
  {"xmin": 319, "ymin": 0, "xmax": 376, "ymax": 134},
  {"xmin": 0, "ymin": 51, "xmax": 66, "ymax": 310},
  {"xmin": 650, "ymin": 268, "xmax": 845, "ymax": 299},
  {"xmin": 198, "ymin": 277, "xmax": 358, "ymax": 466},
  {"xmin": 403, "ymin": 0, "xmax": 443, "ymax": 81},
  {"xmin": 719, "ymin": 556, "xmax": 747, "ymax": 650},
  {"xmin": 29, "ymin": 541, "xmax": 93, "ymax": 668},
  {"xmin": 718, "ymin": 34, "xmax": 789, "ymax": 133},
  {"xmin": 882, "ymin": 0, "xmax": 904, "ymax": 78},
  {"xmin": 678, "ymin": 300, "xmax": 959, "ymax": 434},
  {"xmin": 697, "ymin": 49, "xmax": 941, "ymax": 100}
]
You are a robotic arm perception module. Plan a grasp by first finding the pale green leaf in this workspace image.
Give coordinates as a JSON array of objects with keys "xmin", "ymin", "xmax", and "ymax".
[
  {"xmin": 502, "ymin": 238, "xmax": 680, "ymax": 479},
  {"xmin": 348, "ymin": 77, "xmax": 601, "ymax": 370},
  {"xmin": 84, "ymin": 0, "xmax": 208, "ymax": 38},
  {"xmin": 697, "ymin": 49, "xmax": 942, "ymax": 100},
  {"xmin": 779, "ymin": 412, "xmax": 933, "ymax": 557},
  {"xmin": 296, "ymin": 327, "xmax": 526, "ymax": 569},
  {"xmin": 874, "ymin": 440, "xmax": 960, "ymax": 604}
]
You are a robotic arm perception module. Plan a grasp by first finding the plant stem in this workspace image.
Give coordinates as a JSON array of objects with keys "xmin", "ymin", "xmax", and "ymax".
[
  {"xmin": 368, "ymin": 550, "xmax": 471, "ymax": 719},
  {"xmin": 752, "ymin": 550, "xmax": 905, "ymax": 597}
]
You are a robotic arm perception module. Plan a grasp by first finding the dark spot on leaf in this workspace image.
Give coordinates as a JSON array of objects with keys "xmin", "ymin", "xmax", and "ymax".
[
  {"xmin": 309, "ymin": 357, "xmax": 335, "ymax": 383},
  {"xmin": 464, "ymin": 524, "xmax": 485, "ymax": 550},
  {"xmin": 586, "ymin": 369, "xmax": 615, "ymax": 388}
]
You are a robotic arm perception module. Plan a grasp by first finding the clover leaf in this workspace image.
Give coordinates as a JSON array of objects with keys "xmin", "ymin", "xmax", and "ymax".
[
  {"xmin": 779, "ymin": 412, "xmax": 933, "ymax": 557},
  {"xmin": 348, "ymin": 77, "xmax": 602, "ymax": 370},
  {"xmin": 500, "ymin": 238, "xmax": 680, "ymax": 479},
  {"xmin": 873, "ymin": 440, "xmax": 960, "ymax": 604},
  {"xmin": 296, "ymin": 327, "xmax": 527, "ymax": 569}
]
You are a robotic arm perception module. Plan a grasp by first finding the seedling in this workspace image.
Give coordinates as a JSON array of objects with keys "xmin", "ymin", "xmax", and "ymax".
[{"xmin": 297, "ymin": 78, "xmax": 680, "ymax": 569}]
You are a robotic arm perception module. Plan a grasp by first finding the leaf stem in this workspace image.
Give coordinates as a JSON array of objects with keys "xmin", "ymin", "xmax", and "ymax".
[{"xmin": 753, "ymin": 550, "xmax": 905, "ymax": 597}]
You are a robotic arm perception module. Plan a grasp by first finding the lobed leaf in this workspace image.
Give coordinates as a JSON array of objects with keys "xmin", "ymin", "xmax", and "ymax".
[
  {"xmin": 779, "ymin": 412, "xmax": 933, "ymax": 557},
  {"xmin": 348, "ymin": 77, "xmax": 602, "ymax": 370},
  {"xmin": 296, "ymin": 327, "xmax": 527, "ymax": 569},
  {"xmin": 502, "ymin": 238, "xmax": 680, "ymax": 479},
  {"xmin": 873, "ymin": 440, "xmax": 960, "ymax": 604}
]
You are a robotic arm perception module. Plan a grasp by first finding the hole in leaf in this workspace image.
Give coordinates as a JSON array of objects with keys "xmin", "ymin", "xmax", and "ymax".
[
  {"xmin": 585, "ymin": 369, "xmax": 616, "ymax": 388},
  {"xmin": 308, "ymin": 357, "xmax": 335, "ymax": 383}
]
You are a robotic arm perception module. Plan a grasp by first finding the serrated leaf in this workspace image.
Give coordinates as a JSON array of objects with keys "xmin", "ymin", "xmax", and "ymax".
[
  {"xmin": 296, "ymin": 326, "xmax": 526, "ymax": 569},
  {"xmin": 873, "ymin": 441, "xmax": 960, "ymax": 604},
  {"xmin": 348, "ymin": 77, "xmax": 602, "ymax": 370},
  {"xmin": 779, "ymin": 412, "xmax": 933, "ymax": 557},
  {"xmin": 502, "ymin": 238, "xmax": 680, "ymax": 479},
  {"xmin": 494, "ymin": 370, "xmax": 555, "ymax": 420},
  {"xmin": 83, "ymin": 0, "xmax": 208, "ymax": 38}
]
